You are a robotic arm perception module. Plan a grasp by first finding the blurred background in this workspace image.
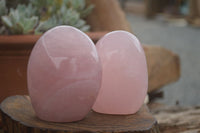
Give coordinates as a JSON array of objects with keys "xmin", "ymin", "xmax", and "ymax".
[{"xmin": 119, "ymin": 0, "xmax": 200, "ymax": 106}]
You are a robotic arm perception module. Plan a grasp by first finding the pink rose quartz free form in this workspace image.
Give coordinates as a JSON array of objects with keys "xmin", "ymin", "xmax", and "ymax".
[
  {"xmin": 93, "ymin": 31, "xmax": 148, "ymax": 115},
  {"xmin": 27, "ymin": 26, "xmax": 102, "ymax": 122}
]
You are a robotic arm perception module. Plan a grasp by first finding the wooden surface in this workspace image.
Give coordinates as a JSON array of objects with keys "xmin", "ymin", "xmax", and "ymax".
[
  {"xmin": 86, "ymin": 0, "xmax": 132, "ymax": 32},
  {"xmin": 149, "ymin": 103, "xmax": 200, "ymax": 133},
  {"xmin": 0, "ymin": 95, "xmax": 160, "ymax": 133}
]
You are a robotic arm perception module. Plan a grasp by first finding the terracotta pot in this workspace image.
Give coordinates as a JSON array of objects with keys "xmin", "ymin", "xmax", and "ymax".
[{"xmin": 0, "ymin": 32, "xmax": 107, "ymax": 103}]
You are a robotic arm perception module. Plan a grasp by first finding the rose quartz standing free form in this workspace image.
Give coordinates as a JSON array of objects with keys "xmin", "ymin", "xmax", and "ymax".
[
  {"xmin": 27, "ymin": 26, "xmax": 102, "ymax": 122},
  {"xmin": 93, "ymin": 31, "xmax": 148, "ymax": 115}
]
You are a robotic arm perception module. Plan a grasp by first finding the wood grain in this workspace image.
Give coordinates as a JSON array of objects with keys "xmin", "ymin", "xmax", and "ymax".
[
  {"xmin": 0, "ymin": 95, "xmax": 160, "ymax": 133},
  {"xmin": 150, "ymin": 104, "xmax": 200, "ymax": 133}
]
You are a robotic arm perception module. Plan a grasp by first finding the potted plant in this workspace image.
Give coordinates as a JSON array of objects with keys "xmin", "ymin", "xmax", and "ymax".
[{"xmin": 0, "ymin": 0, "xmax": 108, "ymax": 103}]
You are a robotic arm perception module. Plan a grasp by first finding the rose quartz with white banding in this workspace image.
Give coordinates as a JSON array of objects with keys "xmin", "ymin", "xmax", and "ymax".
[
  {"xmin": 27, "ymin": 26, "xmax": 102, "ymax": 122},
  {"xmin": 93, "ymin": 31, "xmax": 148, "ymax": 115}
]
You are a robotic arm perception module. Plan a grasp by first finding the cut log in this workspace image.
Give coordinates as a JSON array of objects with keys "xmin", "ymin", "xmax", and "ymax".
[
  {"xmin": 0, "ymin": 95, "xmax": 160, "ymax": 133},
  {"xmin": 143, "ymin": 45, "xmax": 180, "ymax": 93},
  {"xmin": 150, "ymin": 104, "xmax": 200, "ymax": 133},
  {"xmin": 86, "ymin": 0, "xmax": 132, "ymax": 32}
]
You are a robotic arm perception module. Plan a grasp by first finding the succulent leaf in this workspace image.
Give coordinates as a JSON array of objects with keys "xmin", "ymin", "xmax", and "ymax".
[
  {"xmin": 1, "ymin": 16, "xmax": 12, "ymax": 28},
  {"xmin": 80, "ymin": 4, "xmax": 94, "ymax": 18},
  {"xmin": 0, "ymin": 0, "xmax": 93, "ymax": 34},
  {"xmin": 1, "ymin": 4, "xmax": 39, "ymax": 34},
  {"xmin": 23, "ymin": 17, "xmax": 38, "ymax": 34},
  {"xmin": 35, "ymin": 16, "xmax": 58, "ymax": 34}
]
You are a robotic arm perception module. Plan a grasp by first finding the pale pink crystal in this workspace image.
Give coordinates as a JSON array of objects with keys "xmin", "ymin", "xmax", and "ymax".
[
  {"xmin": 92, "ymin": 31, "xmax": 148, "ymax": 115},
  {"xmin": 27, "ymin": 26, "xmax": 102, "ymax": 122}
]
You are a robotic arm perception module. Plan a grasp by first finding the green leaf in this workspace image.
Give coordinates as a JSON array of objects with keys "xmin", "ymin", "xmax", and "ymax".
[
  {"xmin": 35, "ymin": 15, "xmax": 58, "ymax": 34},
  {"xmin": 1, "ymin": 3, "xmax": 39, "ymax": 34},
  {"xmin": 1, "ymin": 16, "xmax": 12, "ymax": 27},
  {"xmin": 80, "ymin": 4, "xmax": 94, "ymax": 18},
  {"xmin": 74, "ymin": 19, "xmax": 85, "ymax": 28},
  {"xmin": 79, "ymin": 25, "xmax": 90, "ymax": 32},
  {"xmin": 1, "ymin": 0, "xmax": 93, "ymax": 34},
  {"xmin": 23, "ymin": 16, "xmax": 39, "ymax": 34}
]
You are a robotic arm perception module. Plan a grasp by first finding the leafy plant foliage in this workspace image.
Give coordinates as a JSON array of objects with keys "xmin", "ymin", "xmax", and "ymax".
[{"xmin": 0, "ymin": 0, "xmax": 94, "ymax": 35}]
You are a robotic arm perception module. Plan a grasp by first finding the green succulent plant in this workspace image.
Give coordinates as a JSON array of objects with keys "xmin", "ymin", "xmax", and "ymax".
[
  {"xmin": 1, "ymin": 4, "xmax": 38, "ymax": 34},
  {"xmin": 0, "ymin": 0, "xmax": 94, "ymax": 35},
  {"xmin": 35, "ymin": 4, "xmax": 90, "ymax": 34},
  {"xmin": 0, "ymin": 0, "xmax": 8, "ymax": 33}
]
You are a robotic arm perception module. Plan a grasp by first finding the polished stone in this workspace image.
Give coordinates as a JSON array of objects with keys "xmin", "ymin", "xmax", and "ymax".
[
  {"xmin": 93, "ymin": 31, "xmax": 148, "ymax": 115},
  {"xmin": 27, "ymin": 26, "xmax": 102, "ymax": 122}
]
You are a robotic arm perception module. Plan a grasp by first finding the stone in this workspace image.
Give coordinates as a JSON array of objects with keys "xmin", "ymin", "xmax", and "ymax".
[
  {"xmin": 27, "ymin": 26, "xmax": 102, "ymax": 122},
  {"xmin": 92, "ymin": 31, "xmax": 148, "ymax": 115}
]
